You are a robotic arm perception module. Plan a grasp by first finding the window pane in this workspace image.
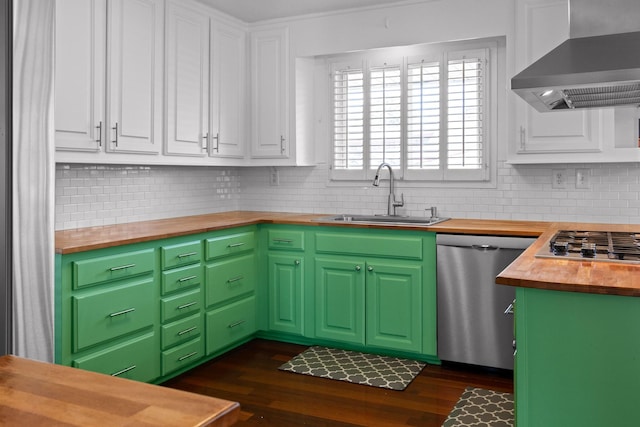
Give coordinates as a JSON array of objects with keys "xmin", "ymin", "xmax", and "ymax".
[
  {"xmin": 369, "ymin": 65, "xmax": 401, "ymax": 169},
  {"xmin": 406, "ymin": 61, "xmax": 440, "ymax": 170},
  {"xmin": 333, "ymin": 68, "xmax": 364, "ymax": 169},
  {"xmin": 447, "ymin": 56, "xmax": 484, "ymax": 170}
]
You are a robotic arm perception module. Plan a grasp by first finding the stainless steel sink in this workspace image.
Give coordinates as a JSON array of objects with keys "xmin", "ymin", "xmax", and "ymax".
[{"xmin": 315, "ymin": 214, "xmax": 450, "ymax": 226}]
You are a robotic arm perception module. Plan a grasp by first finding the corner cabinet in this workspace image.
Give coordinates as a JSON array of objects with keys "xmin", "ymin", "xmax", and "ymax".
[
  {"xmin": 515, "ymin": 287, "xmax": 640, "ymax": 427},
  {"xmin": 507, "ymin": 0, "xmax": 640, "ymax": 164},
  {"xmin": 250, "ymin": 27, "xmax": 290, "ymax": 159},
  {"xmin": 55, "ymin": 0, "xmax": 164, "ymax": 157}
]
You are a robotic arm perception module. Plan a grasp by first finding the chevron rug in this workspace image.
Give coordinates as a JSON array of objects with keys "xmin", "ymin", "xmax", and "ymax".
[
  {"xmin": 442, "ymin": 387, "xmax": 514, "ymax": 427},
  {"xmin": 278, "ymin": 346, "xmax": 425, "ymax": 391}
]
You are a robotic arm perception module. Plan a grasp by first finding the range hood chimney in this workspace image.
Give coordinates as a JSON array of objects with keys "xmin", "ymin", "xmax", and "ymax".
[{"xmin": 511, "ymin": 0, "xmax": 640, "ymax": 112}]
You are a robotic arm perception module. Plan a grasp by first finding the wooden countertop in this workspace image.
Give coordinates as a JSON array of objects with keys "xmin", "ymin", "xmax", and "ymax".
[
  {"xmin": 55, "ymin": 211, "xmax": 640, "ymax": 297},
  {"xmin": 496, "ymin": 222, "xmax": 640, "ymax": 297},
  {"xmin": 0, "ymin": 354, "xmax": 239, "ymax": 426}
]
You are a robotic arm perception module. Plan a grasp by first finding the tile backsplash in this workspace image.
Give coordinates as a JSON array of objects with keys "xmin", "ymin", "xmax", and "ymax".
[{"xmin": 55, "ymin": 161, "xmax": 640, "ymax": 230}]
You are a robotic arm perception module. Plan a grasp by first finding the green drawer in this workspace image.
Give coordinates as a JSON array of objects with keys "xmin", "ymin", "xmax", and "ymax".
[
  {"xmin": 205, "ymin": 231, "xmax": 255, "ymax": 261},
  {"xmin": 161, "ymin": 288, "xmax": 203, "ymax": 324},
  {"xmin": 161, "ymin": 264, "xmax": 203, "ymax": 296},
  {"xmin": 267, "ymin": 229, "xmax": 305, "ymax": 251},
  {"xmin": 73, "ymin": 333, "xmax": 159, "ymax": 383},
  {"xmin": 206, "ymin": 296, "xmax": 256, "ymax": 355},
  {"xmin": 161, "ymin": 337, "xmax": 204, "ymax": 376},
  {"xmin": 315, "ymin": 232, "xmax": 423, "ymax": 260},
  {"xmin": 205, "ymin": 254, "xmax": 256, "ymax": 308},
  {"xmin": 161, "ymin": 313, "xmax": 202, "ymax": 350},
  {"xmin": 72, "ymin": 278, "xmax": 154, "ymax": 352},
  {"xmin": 72, "ymin": 249, "xmax": 155, "ymax": 289},
  {"xmin": 161, "ymin": 241, "xmax": 202, "ymax": 270}
]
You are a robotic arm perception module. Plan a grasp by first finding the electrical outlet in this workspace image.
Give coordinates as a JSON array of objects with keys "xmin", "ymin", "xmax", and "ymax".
[
  {"xmin": 552, "ymin": 169, "xmax": 566, "ymax": 189},
  {"xmin": 576, "ymin": 169, "xmax": 590, "ymax": 189},
  {"xmin": 270, "ymin": 169, "xmax": 279, "ymax": 186}
]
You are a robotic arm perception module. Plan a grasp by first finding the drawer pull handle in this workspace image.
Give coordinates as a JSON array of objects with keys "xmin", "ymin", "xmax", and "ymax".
[
  {"xmin": 178, "ymin": 351, "xmax": 198, "ymax": 362},
  {"xmin": 227, "ymin": 242, "xmax": 245, "ymax": 248},
  {"xmin": 109, "ymin": 308, "xmax": 135, "ymax": 318},
  {"xmin": 504, "ymin": 301, "xmax": 515, "ymax": 315},
  {"xmin": 178, "ymin": 275, "xmax": 197, "ymax": 283},
  {"xmin": 178, "ymin": 326, "xmax": 197, "ymax": 336},
  {"xmin": 273, "ymin": 238, "xmax": 293, "ymax": 243},
  {"xmin": 227, "ymin": 275, "xmax": 244, "ymax": 284},
  {"xmin": 109, "ymin": 263, "xmax": 135, "ymax": 272},
  {"xmin": 111, "ymin": 365, "xmax": 136, "ymax": 377},
  {"xmin": 177, "ymin": 252, "xmax": 198, "ymax": 259},
  {"xmin": 177, "ymin": 302, "xmax": 197, "ymax": 310},
  {"xmin": 228, "ymin": 319, "xmax": 246, "ymax": 329}
]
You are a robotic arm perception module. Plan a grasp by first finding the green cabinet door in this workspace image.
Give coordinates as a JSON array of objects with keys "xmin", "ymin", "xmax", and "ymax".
[
  {"xmin": 315, "ymin": 257, "xmax": 365, "ymax": 345},
  {"xmin": 366, "ymin": 261, "xmax": 422, "ymax": 353},
  {"xmin": 268, "ymin": 253, "xmax": 304, "ymax": 335}
]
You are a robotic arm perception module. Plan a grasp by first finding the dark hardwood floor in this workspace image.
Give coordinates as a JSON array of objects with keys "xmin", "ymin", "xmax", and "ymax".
[{"xmin": 162, "ymin": 339, "xmax": 513, "ymax": 426}]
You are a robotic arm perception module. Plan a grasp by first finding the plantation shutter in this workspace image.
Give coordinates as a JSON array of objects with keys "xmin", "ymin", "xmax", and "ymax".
[
  {"xmin": 369, "ymin": 62, "xmax": 402, "ymax": 170},
  {"xmin": 332, "ymin": 61, "xmax": 365, "ymax": 179},
  {"xmin": 445, "ymin": 49, "xmax": 489, "ymax": 180}
]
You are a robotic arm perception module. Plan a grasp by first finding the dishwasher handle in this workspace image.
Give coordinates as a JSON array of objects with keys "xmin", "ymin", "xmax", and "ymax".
[{"xmin": 471, "ymin": 244, "xmax": 500, "ymax": 251}]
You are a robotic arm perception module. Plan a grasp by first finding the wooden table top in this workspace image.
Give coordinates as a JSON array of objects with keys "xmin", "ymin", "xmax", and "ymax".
[
  {"xmin": 0, "ymin": 355, "xmax": 239, "ymax": 426},
  {"xmin": 54, "ymin": 211, "xmax": 640, "ymax": 297}
]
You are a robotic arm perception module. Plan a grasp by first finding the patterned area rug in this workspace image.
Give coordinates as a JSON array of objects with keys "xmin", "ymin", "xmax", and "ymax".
[
  {"xmin": 442, "ymin": 387, "xmax": 514, "ymax": 427},
  {"xmin": 278, "ymin": 346, "xmax": 425, "ymax": 391}
]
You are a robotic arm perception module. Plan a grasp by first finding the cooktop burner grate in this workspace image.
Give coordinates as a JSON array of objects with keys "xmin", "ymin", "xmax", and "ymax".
[{"xmin": 537, "ymin": 230, "xmax": 640, "ymax": 263}]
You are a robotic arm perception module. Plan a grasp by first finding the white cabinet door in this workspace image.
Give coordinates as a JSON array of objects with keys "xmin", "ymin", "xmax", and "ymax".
[
  {"xmin": 250, "ymin": 27, "xmax": 289, "ymax": 159},
  {"xmin": 210, "ymin": 20, "xmax": 246, "ymax": 158},
  {"xmin": 513, "ymin": 0, "xmax": 604, "ymax": 155},
  {"xmin": 55, "ymin": 0, "xmax": 106, "ymax": 152},
  {"xmin": 164, "ymin": 1, "xmax": 210, "ymax": 157},
  {"xmin": 107, "ymin": 0, "xmax": 163, "ymax": 154}
]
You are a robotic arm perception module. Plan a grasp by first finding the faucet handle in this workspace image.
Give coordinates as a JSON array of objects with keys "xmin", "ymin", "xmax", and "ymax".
[{"xmin": 427, "ymin": 206, "xmax": 438, "ymax": 219}]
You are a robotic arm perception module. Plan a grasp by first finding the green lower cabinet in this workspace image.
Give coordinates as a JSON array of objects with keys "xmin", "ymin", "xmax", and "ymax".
[
  {"xmin": 206, "ymin": 296, "xmax": 256, "ymax": 355},
  {"xmin": 73, "ymin": 333, "xmax": 159, "ymax": 382},
  {"xmin": 315, "ymin": 257, "xmax": 366, "ymax": 345},
  {"xmin": 268, "ymin": 253, "xmax": 304, "ymax": 335},
  {"xmin": 366, "ymin": 261, "xmax": 422, "ymax": 353},
  {"xmin": 515, "ymin": 287, "xmax": 640, "ymax": 427}
]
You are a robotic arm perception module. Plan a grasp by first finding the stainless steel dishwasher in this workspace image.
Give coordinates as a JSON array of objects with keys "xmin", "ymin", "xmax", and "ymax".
[{"xmin": 436, "ymin": 234, "xmax": 535, "ymax": 370}]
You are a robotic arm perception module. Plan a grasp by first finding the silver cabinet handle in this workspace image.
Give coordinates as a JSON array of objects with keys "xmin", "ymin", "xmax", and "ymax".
[
  {"xmin": 177, "ymin": 301, "xmax": 197, "ymax": 310},
  {"xmin": 273, "ymin": 238, "xmax": 293, "ymax": 243},
  {"xmin": 109, "ymin": 263, "xmax": 135, "ymax": 272},
  {"xmin": 109, "ymin": 307, "xmax": 135, "ymax": 318},
  {"xmin": 212, "ymin": 132, "xmax": 219, "ymax": 152},
  {"xmin": 228, "ymin": 319, "xmax": 246, "ymax": 328},
  {"xmin": 355, "ymin": 265, "xmax": 361, "ymax": 271},
  {"xmin": 112, "ymin": 122, "xmax": 118, "ymax": 147},
  {"xmin": 111, "ymin": 365, "xmax": 136, "ymax": 377},
  {"xmin": 178, "ymin": 275, "xmax": 197, "ymax": 283},
  {"xmin": 227, "ymin": 275, "xmax": 244, "ymax": 284},
  {"xmin": 178, "ymin": 326, "xmax": 197, "ymax": 336},
  {"xmin": 280, "ymin": 135, "xmax": 285, "ymax": 154},
  {"xmin": 202, "ymin": 132, "xmax": 209, "ymax": 150},
  {"xmin": 367, "ymin": 266, "xmax": 374, "ymax": 272},
  {"xmin": 177, "ymin": 252, "xmax": 198, "ymax": 259},
  {"xmin": 504, "ymin": 300, "xmax": 515, "ymax": 315},
  {"xmin": 227, "ymin": 242, "xmax": 245, "ymax": 248},
  {"xmin": 178, "ymin": 351, "xmax": 198, "ymax": 362},
  {"xmin": 294, "ymin": 260, "xmax": 300, "ymax": 266},
  {"xmin": 96, "ymin": 121, "xmax": 102, "ymax": 146}
]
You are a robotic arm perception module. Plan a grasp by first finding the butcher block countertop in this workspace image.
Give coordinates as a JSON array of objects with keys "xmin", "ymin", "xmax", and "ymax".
[
  {"xmin": 0, "ymin": 354, "xmax": 239, "ymax": 426},
  {"xmin": 55, "ymin": 211, "xmax": 640, "ymax": 297}
]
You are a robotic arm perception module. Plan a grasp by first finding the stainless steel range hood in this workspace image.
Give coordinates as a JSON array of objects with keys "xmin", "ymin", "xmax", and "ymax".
[{"xmin": 511, "ymin": 0, "xmax": 640, "ymax": 112}]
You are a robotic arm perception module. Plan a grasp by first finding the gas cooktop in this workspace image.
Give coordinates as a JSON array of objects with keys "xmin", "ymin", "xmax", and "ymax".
[{"xmin": 536, "ymin": 230, "xmax": 640, "ymax": 264}]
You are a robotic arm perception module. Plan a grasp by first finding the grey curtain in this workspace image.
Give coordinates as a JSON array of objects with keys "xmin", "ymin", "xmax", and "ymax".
[{"xmin": 12, "ymin": 0, "xmax": 55, "ymax": 361}]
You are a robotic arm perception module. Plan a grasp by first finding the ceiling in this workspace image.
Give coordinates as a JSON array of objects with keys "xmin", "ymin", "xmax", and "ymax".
[{"xmin": 198, "ymin": 0, "xmax": 418, "ymax": 23}]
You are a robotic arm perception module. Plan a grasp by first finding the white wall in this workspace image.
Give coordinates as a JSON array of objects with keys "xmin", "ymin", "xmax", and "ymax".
[{"xmin": 54, "ymin": 0, "xmax": 640, "ymax": 229}]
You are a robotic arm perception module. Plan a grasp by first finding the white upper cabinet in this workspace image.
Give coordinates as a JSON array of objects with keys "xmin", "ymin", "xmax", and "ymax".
[
  {"xmin": 107, "ymin": 0, "xmax": 164, "ymax": 154},
  {"xmin": 55, "ymin": 0, "xmax": 105, "ymax": 152},
  {"xmin": 55, "ymin": 0, "xmax": 163, "ymax": 157},
  {"xmin": 210, "ymin": 21, "xmax": 246, "ymax": 158},
  {"xmin": 250, "ymin": 27, "xmax": 290, "ymax": 159},
  {"xmin": 164, "ymin": 1, "xmax": 210, "ymax": 157},
  {"xmin": 509, "ymin": 0, "xmax": 613, "ymax": 163}
]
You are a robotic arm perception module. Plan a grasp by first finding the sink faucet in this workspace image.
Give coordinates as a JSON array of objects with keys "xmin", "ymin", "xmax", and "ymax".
[{"xmin": 372, "ymin": 162, "xmax": 404, "ymax": 216}]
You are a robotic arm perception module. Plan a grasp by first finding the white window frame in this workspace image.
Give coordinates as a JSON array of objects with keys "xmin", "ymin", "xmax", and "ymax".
[{"xmin": 328, "ymin": 39, "xmax": 497, "ymax": 183}]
